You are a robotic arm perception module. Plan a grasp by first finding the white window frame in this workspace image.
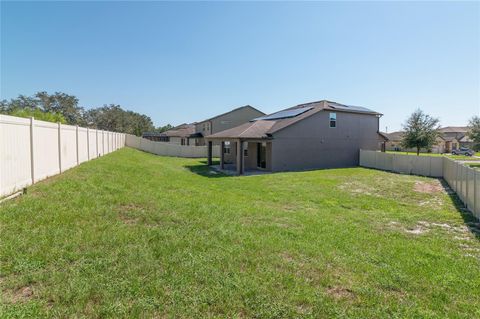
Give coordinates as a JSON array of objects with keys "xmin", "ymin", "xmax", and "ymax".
[{"xmin": 329, "ymin": 112, "xmax": 337, "ymax": 128}]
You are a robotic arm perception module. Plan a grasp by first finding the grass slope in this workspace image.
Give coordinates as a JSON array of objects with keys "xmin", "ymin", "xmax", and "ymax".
[{"xmin": 1, "ymin": 148, "xmax": 479, "ymax": 318}]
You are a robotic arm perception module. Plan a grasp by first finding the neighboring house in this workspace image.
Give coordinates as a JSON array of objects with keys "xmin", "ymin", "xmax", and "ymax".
[
  {"xmin": 155, "ymin": 105, "xmax": 265, "ymax": 146},
  {"xmin": 384, "ymin": 126, "xmax": 473, "ymax": 153},
  {"xmin": 205, "ymin": 100, "xmax": 383, "ymax": 174},
  {"xmin": 142, "ymin": 132, "xmax": 167, "ymax": 142},
  {"xmin": 383, "ymin": 131, "xmax": 446, "ymax": 153},
  {"xmin": 156, "ymin": 123, "xmax": 198, "ymax": 145},
  {"xmin": 438, "ymin": 126, "xmax": 473, "ymax": 151}
]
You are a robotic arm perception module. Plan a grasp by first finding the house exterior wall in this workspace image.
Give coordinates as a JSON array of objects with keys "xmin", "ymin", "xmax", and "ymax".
[
  {"xmin": 223, "ymin": 141, "xmax": 236, "ymax": 164},
  {"xmin": 270, "ymin": 111, "xmax": 381, "ymax": 172},
  {"xmin": 386, "ymin": 137, "xmax": 446, "ymax": 153},
  {"xmin": 244, "ymin": 142, "xmax": 257, "ymax": 169},
  {"xmin": 195, "ymin": 107, "xmax": 264, "ymax": 137}
]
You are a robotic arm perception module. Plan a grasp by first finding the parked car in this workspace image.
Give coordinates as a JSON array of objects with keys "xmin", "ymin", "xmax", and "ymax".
[{"xmin": 452, "ymin": 147, "xmax": 475, "ymax": 156}]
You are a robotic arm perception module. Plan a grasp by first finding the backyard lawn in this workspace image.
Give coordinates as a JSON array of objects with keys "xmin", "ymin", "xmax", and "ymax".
[{"xmin": 1, "ymin": 148, "xmax": 479, "ymax": 318}]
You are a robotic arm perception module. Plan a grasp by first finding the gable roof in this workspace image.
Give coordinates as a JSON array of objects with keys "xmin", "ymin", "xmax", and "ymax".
[
  {"xmin": 378, "ymin": 132, "xmax": 390, "ymax": 141},
  {"xmin": 206, "ymin": 100, "xmax": 381, "ymax": 140},
  {"xmin": 438, "ymin": 126, "xmax": 469, "ymax": 133},
  {"xmin": 384, "ymin": 131, "xmax": 404, "ymax": 141},
  {"xmin": 161, "ymin": 123, "xmax": 196, "ymax": 138},
  {"xmin": 196, "ymin": 105, "xmax": 264, "ymax": 124}
]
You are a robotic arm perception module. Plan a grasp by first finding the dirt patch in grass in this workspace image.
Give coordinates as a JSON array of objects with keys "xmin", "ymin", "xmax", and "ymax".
[
  {"xmin": 413, "ymin": 181, "xmax": 444, "ymax": 193},
  {"xmin": 116, "ymin": 203, "xmax": 147, "ymax": 225},
  {"xmin": 118, "ymin": 214, "xmax": 140, "ymax": 225},
  {"xmin": 3, "ymin": 285, "xmax": 34, "ymax": 304},
  {"xmin": 338, "ymin": 181, "xmax": 376, "ymax": 196},
  {"xmin": 389, "ymin": 220, "xmax": 480, "ymax": 259},
  {"xmin": 326, "ymin": 286, "xmax": 355, "ymax": 300},
  {"xmin": 389, "ymin": 220, "xmax": 476, "ymax": 236},
  {"xmin": 117, "ymin": 203, "xmax": 145, "ymax": 213}
]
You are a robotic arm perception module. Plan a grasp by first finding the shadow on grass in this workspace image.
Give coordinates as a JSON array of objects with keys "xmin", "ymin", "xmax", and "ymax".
[
  {"xmin": 439, "ymin": 179, "xmax": 480, "ymax": 240},
  {"xmin": 184, "ymin": 161, "xmax": 231, "ymax": 178}
]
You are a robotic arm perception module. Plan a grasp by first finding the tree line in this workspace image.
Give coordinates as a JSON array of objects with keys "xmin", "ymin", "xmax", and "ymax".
[
  {"xmin": 0, "ymin": 92, "xmax": 172, "ymax": 136},
  {"xmin": 401, "ymin": 109, "xmax": 480, "ymax": 155}
]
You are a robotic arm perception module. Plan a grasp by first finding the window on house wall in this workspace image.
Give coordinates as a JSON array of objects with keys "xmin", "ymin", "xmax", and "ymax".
[
  {"xmin": 223, "ymin": 141, "xmax": 231, "ymax": 154},
  {"xmin": 329, "ymin": 113, "xmax": 337, "ymax": 128},
  {"xmin": 181, "ymin": 138, "xmax": 185, "ymax": 145}
]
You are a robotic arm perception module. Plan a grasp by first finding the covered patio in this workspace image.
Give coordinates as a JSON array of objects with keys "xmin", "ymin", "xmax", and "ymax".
[{"xmin": 206, "ymin": 138, "xmax": 272, "ymax": 175}]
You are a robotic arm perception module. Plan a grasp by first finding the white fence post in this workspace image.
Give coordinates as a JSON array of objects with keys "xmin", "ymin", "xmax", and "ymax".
[
  {"xmin": 29, "ymin": 117, "xmax": 35, "ymax": 184},
  {"xmin": 465, "ymin": 164, "xmax": 469, "ymax": 209},
  {"xmin": 474, "ymin": 169, "xmax": 477, "ymax": 217},
  {"xmin": 87, "ymin": 127, "xmax": 90, "ymax": 160},
  {"xmin": 96, "ymin": 129, "xmax": 99, "ymax": 157},
  {"xmin": 58, "ymin": 122, "xmax": 62, "ymax": 173},
  {"xmin": 76, "ymin": 125, "xmax": 80, "ymax": 165}
]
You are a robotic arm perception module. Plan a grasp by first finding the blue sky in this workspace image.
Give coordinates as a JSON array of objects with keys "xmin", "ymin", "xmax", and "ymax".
[{"xmin": 1, "ymin": 1, "xmax": 479, "ymax": 131}]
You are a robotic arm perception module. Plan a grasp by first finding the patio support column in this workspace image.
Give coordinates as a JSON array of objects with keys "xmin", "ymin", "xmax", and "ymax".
[
  {"xmin": 220, "ymin": 141, "xmax": 225, "ymax": 169},
  {"xmin": 207, "ymin": 141, "xmax": 213, "ymax": 166},
  {"xmin": 236, "ymin": 139, "xmax": 244, "ymax": 175}
]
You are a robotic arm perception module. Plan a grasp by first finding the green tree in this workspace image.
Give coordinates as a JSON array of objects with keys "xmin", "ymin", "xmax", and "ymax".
[
  {"xmin": 401, "ymin": 109, "xmax": 440, "ymax": 156},
  {"xmin": 1, "ymin": 92, "xmax": 155, "ymax": 135},
  {"xmin": 84, "ymin": 104, "xmax": 154, "ymax": 136},
  {"xmin": 35, "ymin": 91, "xmax": 85, "ymax": 125},
  {"xmin": 467, "ymin": 116, "xmax": 480, "ymax": 151},
  {"xmin": 0, "ymin": 92, "xmax": 84, "ymax": 125},
  {"xmin": 9, "ymin": 108, "xmax": 67, "ymax": 123},
  {"xmin": 155, "ymin": 124, "xmax": 173, "ymax": 133}
]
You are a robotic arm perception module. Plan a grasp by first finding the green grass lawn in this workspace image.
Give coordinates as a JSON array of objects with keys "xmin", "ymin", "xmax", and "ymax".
[
  {"xmin": 386, "ymin": 151, "xmax": 480, "ymax": 161},
  {"xmin": 1, "ymin": 148, "xmax": 480, "ymax": 318}
]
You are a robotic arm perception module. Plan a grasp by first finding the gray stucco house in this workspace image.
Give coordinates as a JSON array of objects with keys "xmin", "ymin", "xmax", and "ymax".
[
  {"xmin": 158, "ymin": 105, "xmax": 264, "ymax": 146},
  {"xmin": 205, "ymin": 100, "xmax": 384, "ymax": 174}
]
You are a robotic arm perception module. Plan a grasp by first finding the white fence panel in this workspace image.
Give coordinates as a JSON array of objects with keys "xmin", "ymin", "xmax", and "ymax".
[
  {"xmin": 109, "ymin": 132, "xmax": 114, "ymax": 153},
  {"xmin": 34, "ymin": 120, "xmax": 60, "ymax": 181},
  {"xmin": 0, "ymin": 114, "xmax": 125, "ymax": 198},
  {"xmin": 60, "ymin": 124, "xmax": 77, "ymax": 171},
  {"xmin": 100, "ymin": 131, "xmax": 106, "ymax": 156},
  {"xmin": 78, "ymin": 127, "xmax": 89, "ymax": 164},
  {"xmin": 475, "ymin": 172, "xmax": 480, "ymax": 220},
  {"xmin": 0, "ymin": 115, "xmax": 32, "ymax": 196},
  {"xmin": 467, "ymin": 169, "xmax": 475, "ymax": 212},
  {"xmin": 88, "ymin": 129, "xmax": 98, "ymax": 159},
  {"xmin": 359, "ymin": 150, "xmax": 375, "ymax": 168},
  {"xmin": 125, "ymin": 134, "xmax": 220, "ymax": 158},
  {"xmin": 430, "ymin": 157, "xmax": 444, "ymax": 177}
]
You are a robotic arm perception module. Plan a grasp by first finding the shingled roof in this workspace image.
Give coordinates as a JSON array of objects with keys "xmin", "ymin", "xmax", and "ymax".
[
  {"xmin": 161, "ymin": 123, "xmax": 196, "ymax": 138},
  {"xmin": 206, "ymin": 100, "xmax": 381, "ymax": 140},
  {"xmin": 196, "ymin": 105, "xmax": 265, "ymax": 124}
]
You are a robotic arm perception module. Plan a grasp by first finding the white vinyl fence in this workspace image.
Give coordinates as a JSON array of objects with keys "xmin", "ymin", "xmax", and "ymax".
[
  {"xmin": 360, "ymin": 150, "xmax": 480, "ymax": 220},
  {"xmin": 0, "ymin": 114, "xmax": 125, "ymax": 197},
  {"xmin": 126, "ymin": 134, "xmax": 220, "ymax": 158}
]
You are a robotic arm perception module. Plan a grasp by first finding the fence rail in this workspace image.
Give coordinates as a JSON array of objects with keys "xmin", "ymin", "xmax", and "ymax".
[
  {"xmin": 0, "ymin": 114, "xmax": 125, "ymax": 197},
  {"xmin": 360, "ymin": 150, "xmax": 480, "ymax": 220},
  {"xmin": 125, "ymin": 134, "xmax": 220, "ymax": 158}
]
